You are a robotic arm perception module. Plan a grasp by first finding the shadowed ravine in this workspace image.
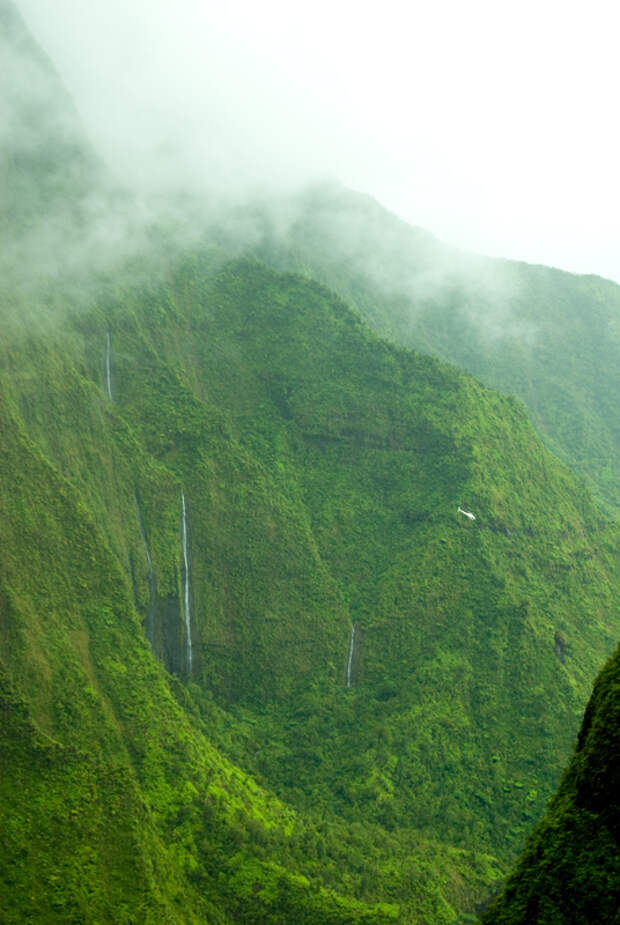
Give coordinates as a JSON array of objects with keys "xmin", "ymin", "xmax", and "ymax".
[{"xmin": 181, "ymin": 491, "xmax": 193, "ymax": 676}]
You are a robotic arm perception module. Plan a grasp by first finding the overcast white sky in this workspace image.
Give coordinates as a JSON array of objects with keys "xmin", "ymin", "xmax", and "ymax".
[{"xmin": 17, "ymin": 0, "xmax": 620, "ymax": 283}]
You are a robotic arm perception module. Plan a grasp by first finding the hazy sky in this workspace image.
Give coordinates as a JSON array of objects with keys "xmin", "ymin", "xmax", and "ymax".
[{"xmin": 16, "ymin": 0, "xmax": 620, "ymax": 283}]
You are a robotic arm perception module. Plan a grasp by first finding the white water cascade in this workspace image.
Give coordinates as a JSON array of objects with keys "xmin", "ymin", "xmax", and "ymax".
[
  {"xmin": 181, "ymin": 492, "xmax": 193, "ymax": 674},
  {"xmin": 105, "ymin": 327, "xmax": 113, "ymax": 400},
  {"xmin": 346, "ymin": 624, "xmax": 357, "ymax": 688}
]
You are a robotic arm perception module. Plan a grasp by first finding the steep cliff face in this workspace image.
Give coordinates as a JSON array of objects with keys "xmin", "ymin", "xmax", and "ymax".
[
  {"xmin": 481, "ymin": 643, "xmax": 620, "ymax": 923},
  {"xmin": 0, "ymin": 355, "xmax": 400, "ymax": 922},
  {"xmin": 4, "ymin": 251, "xmax": 619, "ymax": 874},
  {"xmin": 260, "ymin": 184, "xmax": 620, "ymax": 516},
  {"xmin": 3, "ymin": 4, "xmax": 620, "ymax": 922}
]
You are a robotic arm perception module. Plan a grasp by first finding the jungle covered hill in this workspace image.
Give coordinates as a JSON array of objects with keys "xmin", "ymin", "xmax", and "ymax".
[
  {"xmin": 4, "ymin": 249, "xmax": 620, "ymax": 921},
  {"xmin": 481, "ymin": 638, "xmax": 620, "ymax": 923},
  {"xmin": 2, "ymin": 0, "xmax": 620, "ymax": 920},
  {"xmin": 257, "ymin": 183, "xmax": 620, "ymax": 516}
]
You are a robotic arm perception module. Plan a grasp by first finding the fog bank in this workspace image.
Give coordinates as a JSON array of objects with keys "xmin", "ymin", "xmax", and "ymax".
[{"xmin": 15, "ymin": 0, "xmax": 620, "ymax": 284}]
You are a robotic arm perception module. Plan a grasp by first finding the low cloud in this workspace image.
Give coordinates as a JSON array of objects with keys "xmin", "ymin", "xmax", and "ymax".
[{"xmin": 15, "ymin": 0, "xmax": 620, "ymax": 284}]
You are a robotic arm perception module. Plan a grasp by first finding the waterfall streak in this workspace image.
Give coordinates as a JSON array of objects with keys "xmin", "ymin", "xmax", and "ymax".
[
  {"xmin": 181, "ymin": 493, "xmax": 193, "ymax": 674},
  {"xmin": 346, "ymin": 625, "xmax": 356, "ymax": 688},
  {"xmin": 105, "ymin": 328, "xmax": 113, "ymax": 400}
]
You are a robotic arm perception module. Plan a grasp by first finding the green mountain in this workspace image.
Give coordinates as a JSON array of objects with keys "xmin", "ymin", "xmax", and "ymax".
[
  {"xmin": 260, "ymin": 184, "xmax": 620, "ymax": 516},
  {"xmin": 480, "ymin": 641, "xmax": 620, "ymax": 923},
  {"xmin": 1, "ymin": 0, "xmax": 100, "ymax": 251},
  {"xmin": 2, "ymin": 3, "xmax": 620, "ymax": 921}
]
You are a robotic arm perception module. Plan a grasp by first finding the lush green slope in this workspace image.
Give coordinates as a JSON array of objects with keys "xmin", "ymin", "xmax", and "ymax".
[
  {"xmin": 261, "ymin": 184, "xmax": 620, "ymax": 515},
  {"xmin": 4, "ymin": 246, "xmax": 620, "ymax": 921},
  {"xmin": 143, "ymin": 255, "xmax": 618, "ymax": 854},
  {"xmin": 481, "ymin": 641, "xmax": 620, "ymax": 923},
  {"xmin": 0, "ymin": 342, "xmax": 405, "ymax": 923},
  {"xmin": 3, "ymin": 3, "xmax": 620, "ymax": 921}
]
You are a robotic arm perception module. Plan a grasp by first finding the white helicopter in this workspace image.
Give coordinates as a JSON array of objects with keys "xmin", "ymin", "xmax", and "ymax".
[{"xmin": 457, "ymin": 506, "xmax": 476, "ymax": 521}]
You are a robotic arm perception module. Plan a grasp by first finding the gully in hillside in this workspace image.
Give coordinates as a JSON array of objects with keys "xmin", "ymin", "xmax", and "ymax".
[
  {"xmin": 181, "ymin": 492, "xmax": 193, "ymax": 675},
  {"xmin": 346, "ymin": 624, "xmax": 357, "ymax": 688}
]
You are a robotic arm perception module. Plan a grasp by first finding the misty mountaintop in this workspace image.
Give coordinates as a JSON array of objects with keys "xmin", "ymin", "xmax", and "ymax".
[
  {"xmin": 2, "ymin": 2, "xmax": 620, "ymax": 922},
  {"xmin": 253, "ymin": 182, "xmax": 620, "ymax": 516},
  {"xmin": 1, "ymin": 0, "xmax": 99, "ymax": 238}
]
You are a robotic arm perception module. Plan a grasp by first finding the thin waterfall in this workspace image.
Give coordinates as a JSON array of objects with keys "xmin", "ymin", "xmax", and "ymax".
[
  {"xmin": 135, "ymin": 493, "xmax": 156, "ymax": 646},
  {"xmin": 105, "ymin": 327, "xmax": 113, "ymax": 400},
  {"xmin": 181, "ymin": 492, "xmax": 193, "ymax": 675},
  {"xmin": 346, "ymin": 624, "xmax": 356, "ymax": 688}
]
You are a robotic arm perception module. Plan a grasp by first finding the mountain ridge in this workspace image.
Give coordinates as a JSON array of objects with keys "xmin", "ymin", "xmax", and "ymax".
[
  {"xmin": 2, "ymin": 2, "xmax": 620, "ymax": 920},
  {"xmin": 257, "ymin": 183, "xmax": 620, "ymax": 516}
]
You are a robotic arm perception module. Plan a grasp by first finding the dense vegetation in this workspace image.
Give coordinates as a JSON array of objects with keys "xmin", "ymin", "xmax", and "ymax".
[
  {"xmin": 481, "ymin": 640, "xmax": 620, "ymax": 923},
  {"xmin": 3, "ymin": 247, "xmax": 620, "ymax": 921},
  {"xmin": 2, "ymin": 2, "xmax": 620, "ymax": 920},
  {"xmin": 262, "ymin": 184, "xmax": 620, "ymax": 516}
]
